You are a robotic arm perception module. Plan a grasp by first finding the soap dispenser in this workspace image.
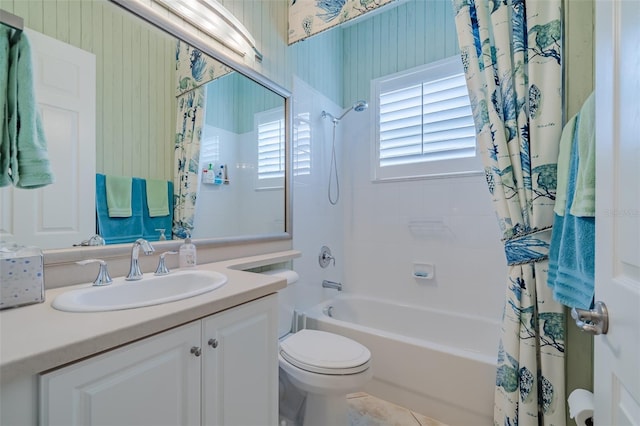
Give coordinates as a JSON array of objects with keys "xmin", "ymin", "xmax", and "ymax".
[{"xmin": 179, "ymin": 236, "xmax": 197, "ymax": 268}]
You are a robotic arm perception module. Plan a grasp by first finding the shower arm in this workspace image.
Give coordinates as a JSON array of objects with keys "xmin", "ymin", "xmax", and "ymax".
[{"xmin": 322, "ymin": 100, "xmax": 368, "ymax": 124}]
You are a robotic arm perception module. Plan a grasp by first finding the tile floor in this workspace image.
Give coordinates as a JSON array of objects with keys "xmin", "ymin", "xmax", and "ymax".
[{"xmin": 347, "ymin": 393, "xmax": 447, "ymax": 426}]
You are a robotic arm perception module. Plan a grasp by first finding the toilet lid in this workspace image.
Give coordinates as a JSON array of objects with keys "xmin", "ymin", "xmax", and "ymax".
[{"xmin": 280, "ymin": 329, "xmax": 371, "ymax": 375}]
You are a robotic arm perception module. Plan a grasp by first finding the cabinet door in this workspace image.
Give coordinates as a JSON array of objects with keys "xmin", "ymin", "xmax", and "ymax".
[
  {"xmin": 202, "ymin": 295, "xmax": 278, "ymax": 426},
  {"xmin": 40, "ymin": 322, "xmax": 201, "ymax": 426}
]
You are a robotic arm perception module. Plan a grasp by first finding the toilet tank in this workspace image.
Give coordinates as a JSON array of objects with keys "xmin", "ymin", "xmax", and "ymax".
[{"xmin": 260, "ymin": 269, "xmax": 299, "ymax": 338}]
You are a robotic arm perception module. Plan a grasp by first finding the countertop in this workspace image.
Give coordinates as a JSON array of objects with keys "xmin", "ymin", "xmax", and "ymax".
[{"xmin": 0, "ymin": 250, "xmax": 300, "ymax": 382}]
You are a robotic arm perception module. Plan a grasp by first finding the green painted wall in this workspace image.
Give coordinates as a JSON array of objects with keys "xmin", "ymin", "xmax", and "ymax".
[
  {"xmin": 3, "ymin": 0, "xmax": 176, "ymax": 181},
  {"xmin": 342, "ymin": 0, "xmax": 459, "ymax": 106},
  {"xmin": 218, "ymin": 0, "xmax": 344, "ymax": 107},
  {"xmin": 564, "ymin": 1, "xmax": 595, "ymax": 425},
  {"xmin": 205, "ymin": 72, "xmax": 284, "ymax": 134}
]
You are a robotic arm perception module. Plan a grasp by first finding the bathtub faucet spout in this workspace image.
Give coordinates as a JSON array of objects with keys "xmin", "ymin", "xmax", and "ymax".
[{"xmin": 322, "ymin": 280, "xmax": 342, "ymax": 291}]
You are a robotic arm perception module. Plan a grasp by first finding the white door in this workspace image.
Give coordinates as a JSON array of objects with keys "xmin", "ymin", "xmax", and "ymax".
[
  {"xmin": 40, "ymin": 322, "xmax": 201, "ymax": 426},
  {"xmin": 593, "ymin": 0, "xmax": 640, "ymax": 424},
  {"xmin": 0, "ymin": 29, "xmax": 95, "ymax": 249}
]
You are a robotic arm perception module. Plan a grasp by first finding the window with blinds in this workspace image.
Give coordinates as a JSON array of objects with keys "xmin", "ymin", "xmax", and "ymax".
[
  {"xmin": 373, "ymin": 56, "xmax": 480, "ymax": 180},
  {"xmin": 256, "ymin": 109, "xmax": 310, "ymax": 187},
  {"xmin": 293, "ymin": 113, "xmax": 311, "ymax": 177},
  {"xmin": 257, "ymin": 114, "xmax": 285, "ymax": 181}
]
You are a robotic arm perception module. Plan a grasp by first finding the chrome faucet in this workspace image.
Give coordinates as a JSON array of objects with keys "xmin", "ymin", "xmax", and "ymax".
[
  {"xmin": 126, "ymin": 238, "xmax": 155, "ymax": 281},
  {"xmin": 322, "ymin": 280, "xmax": 342, "ymax": 291}
]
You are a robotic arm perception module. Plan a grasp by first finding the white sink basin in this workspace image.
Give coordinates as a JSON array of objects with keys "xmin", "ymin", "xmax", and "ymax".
[{"xmin": 52, "ymin": 270, "xmax": 227, "ymax": 312}]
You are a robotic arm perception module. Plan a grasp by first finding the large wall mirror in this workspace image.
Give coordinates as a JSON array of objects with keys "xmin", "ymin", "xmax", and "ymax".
[{"xmin": 0, "ymin": 0, "xmax": 291, "ymax": 255}]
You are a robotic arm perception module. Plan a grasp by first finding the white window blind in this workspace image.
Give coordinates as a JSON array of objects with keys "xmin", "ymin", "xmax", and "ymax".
[
  {"xmin": 373, "ymin": 56, "xmax": 480, "ymax": 180},
  {"xmin": 293, "ymin": 113, "xmax": 311, "ymax": 177},
  {"xmin": 199, "ymin": 133, "xmax": 220, "ymax": 171},
  {"xmin": 256, "ymin": 109, "xmax": 310, "ymax": 183},
  {"xmin": 257, "ymin": 116, "xmax": 285, "ymax": 180}
]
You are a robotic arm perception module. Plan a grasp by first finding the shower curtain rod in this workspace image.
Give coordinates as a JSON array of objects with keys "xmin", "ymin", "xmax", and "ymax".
[{"xmin": 0, "ymin": 8, "xmax": 24, "ymax": 44}]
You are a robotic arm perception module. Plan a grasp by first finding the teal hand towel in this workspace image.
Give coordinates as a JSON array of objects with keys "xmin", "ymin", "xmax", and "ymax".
[
  {"xmin": 7, "ymin": 30, "xmax": 54, "ymax": 188},
  {"xmin": 0, "ymin": 28, "xmax": 10, "ymax": 187},
  {"xmin": 553, "ymin": 114, "xmax": 578, "ymax": 216},
  {"xmin": 570, "ymin": 92, "xmax": 595, "ymax": 217},
  {"xmin": 106, "ymin": 175, "xmax": 133, "ymax": 217},
  {"xmin": 548, "ymin": 126, "xmax": 595, "ymax": 309},
  {"xmin": 145, "ymin": 179, "xmax": 169, "ymax": 217}
]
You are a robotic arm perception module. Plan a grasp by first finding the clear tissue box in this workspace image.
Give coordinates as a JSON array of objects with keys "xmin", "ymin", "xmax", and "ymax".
[{"xmin": 1, "ymin": 244, "xmax": 45, "ymax": 310}]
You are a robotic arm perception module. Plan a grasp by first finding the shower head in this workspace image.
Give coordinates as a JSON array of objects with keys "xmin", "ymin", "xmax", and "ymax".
[
  {"xmin": 322, "ymin": 100, "xmax": 369, "ymax": 123},
  {"xmin": 353, "ymin": 100, "xmax": 369, "ymax": 112},
  {"xmin": 337, "ymin": 100, "xmax": 369, "ymax": 120}
]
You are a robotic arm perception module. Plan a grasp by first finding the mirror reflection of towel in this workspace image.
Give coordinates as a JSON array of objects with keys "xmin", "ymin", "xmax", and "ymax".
[
  {"xmin": 105, "ymin": 175, "xmax": 132, "ymax": 217},
  {"xmin": 146, "ymin": 179, "xmax": 169, "ymax": 217},
  {"xmin": 1, "ymin": 28, "xmax": 10, "ymax": 187},
  {"xmin": 3, "ymin": 30, "xmax": 54, "ymax": 188},
  {"xmin": 96, "ymin": 174, "xmax": 143, "ymax": 244}
]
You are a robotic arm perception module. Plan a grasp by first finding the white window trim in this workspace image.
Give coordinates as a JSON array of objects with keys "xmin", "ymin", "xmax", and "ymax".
[{"xmin": 371, "ymin": 56, "xmax": 483, "ymax": 182}]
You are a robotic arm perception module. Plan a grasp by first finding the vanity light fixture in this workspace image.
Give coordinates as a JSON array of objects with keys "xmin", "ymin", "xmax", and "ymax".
[{"xmin": 153, "ymin": 0, "xmax": 263, "ymax": 61}]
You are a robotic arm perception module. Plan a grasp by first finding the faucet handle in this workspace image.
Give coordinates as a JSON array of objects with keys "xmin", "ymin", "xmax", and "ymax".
[
  {"xmin": 77, "ymin": 259, "xmax": 113, "ymax": 286},
  {"xmin": 319, "ymin": 246, "xmax": 335, "ymax": 268},
  {"xmin": 155, "ymin": 251, "xmax": 178, "ymax": 276},
  {"xmin": 73, "ymin": 234, "xmax": 105, "ymax": 246}
]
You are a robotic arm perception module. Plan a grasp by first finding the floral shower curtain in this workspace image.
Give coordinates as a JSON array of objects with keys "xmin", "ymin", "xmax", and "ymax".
[
  {"xmin": 452, "ymin": 1, "xmax": 565, "ymax": 425},
  {"xmin": 288, "ymin": 0, "xmax": 396, "ymax": 44},
  {"xmin": 173, "ymin": 87, "xmax": 205, "ymax": 239},
  {"xmin": 173, "ymin": 42, "xmax": 232, "ymax": 238}
]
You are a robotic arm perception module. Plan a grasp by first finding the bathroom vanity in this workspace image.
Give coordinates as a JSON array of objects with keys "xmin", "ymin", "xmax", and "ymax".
[{"xmin": 0, "ymin": 251, "xmax": 298, "ymax": 426}]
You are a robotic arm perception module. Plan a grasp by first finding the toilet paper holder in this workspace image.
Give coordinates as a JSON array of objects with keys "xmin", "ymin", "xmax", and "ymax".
[{"xmin": 568, "ymin": 389, "xmax": 594, "ymax": 426}]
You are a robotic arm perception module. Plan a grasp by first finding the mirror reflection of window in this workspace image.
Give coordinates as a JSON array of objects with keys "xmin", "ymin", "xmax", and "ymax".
[
  {"xmin": 256, "ymin": 109, "xmax": 311, "ymax": 189},
  {"xmin": 256, "ymin": 108, "xmax": 286, "ymax": 185},
  {"xmin": 294, "ymin": 113, "xmax": 311, "ymax": 177}
]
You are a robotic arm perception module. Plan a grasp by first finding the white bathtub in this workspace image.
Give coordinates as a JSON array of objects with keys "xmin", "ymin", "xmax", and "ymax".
[{"xmin": 303, "ymin": 294, "xmax": 500, "ymax": 426}]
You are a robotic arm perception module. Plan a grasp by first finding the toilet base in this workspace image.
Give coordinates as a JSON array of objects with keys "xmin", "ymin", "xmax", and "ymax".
[{"xmin": 303, "ymin": 393, "xmax": 348, "ymax": 426}]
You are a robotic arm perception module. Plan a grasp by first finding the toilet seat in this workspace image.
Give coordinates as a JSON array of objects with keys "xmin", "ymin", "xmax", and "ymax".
[{"xmin": 280, "ymin": 329, "xmax": 371, "ymax": 375}]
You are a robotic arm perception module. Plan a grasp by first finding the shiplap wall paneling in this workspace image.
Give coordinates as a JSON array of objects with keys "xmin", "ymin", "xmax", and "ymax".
[
  {"xmin": 342, "ymin": 0, "xmax": 459, "ymax": 106},
  {"xmin": 2, "ymin": 0, "xmax": 176, "ymax": 181}
]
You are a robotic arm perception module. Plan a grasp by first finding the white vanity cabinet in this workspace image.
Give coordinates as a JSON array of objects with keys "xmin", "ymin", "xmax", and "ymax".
[
  {"xmin": 201, "ymin": 295, "xmax": 279, "ymax": 425},
  {"xmin": 39, "ymin": 295, "xmax": 278, "ymax": 426}
]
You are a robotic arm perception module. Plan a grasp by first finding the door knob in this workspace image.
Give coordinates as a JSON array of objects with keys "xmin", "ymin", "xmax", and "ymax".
[
  {"xmin": 571, "ymin": 301, "xmax": 609, "ymax": 335},
  {"xmin": 208, "ymin": 338, "xmax": 219, "ymax": 348},
  {"xmin": 190, "ymin": 346, "xmax": 202, "ymax": 357}
]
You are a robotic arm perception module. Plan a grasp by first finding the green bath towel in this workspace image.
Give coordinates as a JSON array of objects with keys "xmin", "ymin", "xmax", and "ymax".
[
  {"xmin": 553, "ymin": 114, "xmax": 577, "ymax": 217},
  {"xmin": 106, "ymin": 175, "xmax": 133, "ymax": 217},
  {"xmin": 0, "ymin": 28, "xmax": 10, "ymax": 187},
  {"xmin": 146, "ymin": 179, "xmax": 169, "ymax": 217},
  {"xmin": 570, "ymin": 92, "xmax": 595, "ymax": 217},
  {"xmin": 7, "ymin": 30, "xmax": 54, "ymax": 188}
]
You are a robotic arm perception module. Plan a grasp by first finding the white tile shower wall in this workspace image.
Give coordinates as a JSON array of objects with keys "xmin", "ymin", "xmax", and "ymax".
[
  {"xmin": 341, "ymin": 113, "xmax": 508, "ymax": 321},
  {"xmin": 236, "ymin": 131, "xmax": 285, "ymax": 236},
  {"xmin": 194, "ymin": 127, "xmax": 283, "ymax": 239},
  {"xmin": 193, "ymin": 125, "xmax": 241, "ymax": 239},
  {"xmin": 292, "ymin": 77, "xmax": 346, "ymax": 312},
  {"xmin": 292, "ymin": 77, "xmax": 506, "ymax": 322}
]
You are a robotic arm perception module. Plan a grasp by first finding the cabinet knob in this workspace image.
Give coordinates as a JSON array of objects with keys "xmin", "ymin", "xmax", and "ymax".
[
  {"xmin": 190, "ymin": 346, "xmax": 202, "ymax": 357},
  {"xmin": 208, "ymin": 338, "xmax": 219, "ymax": 348}
]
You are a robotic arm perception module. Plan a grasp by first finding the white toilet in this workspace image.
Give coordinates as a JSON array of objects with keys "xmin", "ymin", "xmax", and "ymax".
[{"xmin": 264, "ymin": 269, "xmax": 372, "ymax": 426}]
